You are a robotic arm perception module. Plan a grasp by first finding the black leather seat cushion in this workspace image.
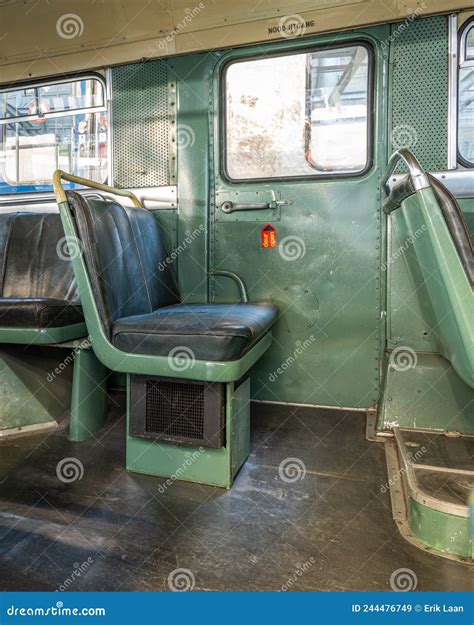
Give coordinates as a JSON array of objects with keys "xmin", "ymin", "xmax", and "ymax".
[
  {"xmin": 112, "ymin": 302, "xmax": 279, "ymax": 361},
  {"xmin": 0, "ymin": 212, "xmax": 83, "ymax": 329},
  {"xmin": 0, "ymin": 298, "xmax": 83, "ymax": 328},
  {"xmin": 67, "ymin": 191, "xmax": 279, "ymax": 362}
]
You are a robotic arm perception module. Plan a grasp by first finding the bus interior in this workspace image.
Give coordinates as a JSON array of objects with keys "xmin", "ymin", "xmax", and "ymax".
[{"xmin": 0, "ymin": 0, "xmax": 473, "ymax": 594}]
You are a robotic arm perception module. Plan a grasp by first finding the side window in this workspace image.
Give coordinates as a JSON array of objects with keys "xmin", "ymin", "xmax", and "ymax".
[
  {"xmin": 0, "ymin": 76, "xmax": 108, "ymax": 194},
  {"xmin": 458, "ymin": 20, "xmax": 474, "ymax": 166},
  {"xmin": 223, "ymin": 44, "xmax": 371, "ymax": 181}
]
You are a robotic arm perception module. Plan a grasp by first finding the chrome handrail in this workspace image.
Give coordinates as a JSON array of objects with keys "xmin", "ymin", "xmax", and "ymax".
[{"xmin": 382, "ymin": 149, "xmax": 430, "ymax": 195}]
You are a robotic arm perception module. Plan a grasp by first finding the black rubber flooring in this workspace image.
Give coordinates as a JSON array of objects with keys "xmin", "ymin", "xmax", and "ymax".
[{"xmin": 0, "ymin": 397, "xmax": 471, "ymax": 592}]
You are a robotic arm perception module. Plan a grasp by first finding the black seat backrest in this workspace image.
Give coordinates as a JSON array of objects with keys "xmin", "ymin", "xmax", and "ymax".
[
  {"xmin": 67, "ymin": 192, "xmax": 180, "ymax": 337},
  {"xmin": 0, "ymin": 212, "xmax": 79, "ymax": 301}
]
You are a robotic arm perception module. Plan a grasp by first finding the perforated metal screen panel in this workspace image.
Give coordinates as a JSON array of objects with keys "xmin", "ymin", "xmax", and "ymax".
[
  {"xmin": 390, "ymin": 16, "xmax": 448, "ymax": 172},
  {"xmin": 145, "ymin": 380, "xmax": 205, "ymax": 440},
  {"xmin": 111, "ymin": 60, "xmax": 176, "ymax": 188},
  {"xmin": 129, "ymin": 376, "xmax": 225, "ymax": 447}
]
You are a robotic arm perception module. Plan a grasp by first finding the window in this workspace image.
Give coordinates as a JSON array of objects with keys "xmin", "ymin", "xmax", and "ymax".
[
  {"xmin": 223, "ymin": 44, "xmax": 371, "ymax": 181},
  {"xmin": 458, "ymin": 20, "xmax": 474, "ymax": 166},
  {"xmin": 0, "ymin": 75, "xmax": 108, "ymax": 194}
]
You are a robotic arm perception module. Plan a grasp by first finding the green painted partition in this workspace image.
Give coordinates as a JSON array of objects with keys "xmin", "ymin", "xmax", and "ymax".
[
  {"xmin": 379, "ymin": 352, "xmax": 473, "ymax": 434},
  {"xmin": 392, "ymin": 188, "xmax": 473, "ymax": 388},
  {"xmin": 0, "ymin": 345, "xmax": 71, "ymax": 435}
]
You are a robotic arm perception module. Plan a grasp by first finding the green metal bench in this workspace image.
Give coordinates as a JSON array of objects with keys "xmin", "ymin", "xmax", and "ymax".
[
  {"xmin": 0, "ymin": 211, "xmax": 107, "ymax": 441},
  {"xmin": 383, "ymin": 149, "xmax": 474, "ymax": 389}
]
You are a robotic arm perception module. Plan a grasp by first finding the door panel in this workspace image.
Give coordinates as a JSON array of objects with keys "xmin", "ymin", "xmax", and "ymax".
[{"xmin": 211, "ymin": 27, "xmax": 389, "ymax": 408}]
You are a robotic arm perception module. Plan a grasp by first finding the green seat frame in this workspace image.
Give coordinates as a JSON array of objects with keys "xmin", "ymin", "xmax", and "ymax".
[
  {"xmin": 53, "ymin": 170, "xmax": 274, "ymax": 488},
  {"xmin": 382, "ymin": 150, "xmax": 473, "ymax": 389},
  {"xmin": 0, "ymin": 324, "xmax": 87, "ymax": 345},
  {"xmin": 53, "ymin": 170, "xmax": 272, "ymax": 382}
]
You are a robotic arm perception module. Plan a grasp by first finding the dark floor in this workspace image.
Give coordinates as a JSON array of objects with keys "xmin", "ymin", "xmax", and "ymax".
[{"xmin": 0, "ymin": 396, "xmax": 471, "ymax": 592}]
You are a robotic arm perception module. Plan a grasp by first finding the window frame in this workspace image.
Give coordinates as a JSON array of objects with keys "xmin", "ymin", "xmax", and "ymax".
[
  {"xmin": 457, "ymin": 17, "xmax": 474, "ymax": 169},
  {"xmin": 0, "ymin": 71, "xmax": 108, "ymax": 195},
  {"xmin": 0, "ymin": 73, "xmax": 107, "ymax": 124},
  {"xmin": 220, "ymin": 40, "xmax": 375, "ymax": 184}
]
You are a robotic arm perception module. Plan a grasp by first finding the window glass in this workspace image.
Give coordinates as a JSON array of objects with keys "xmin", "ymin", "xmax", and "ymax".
[
  {"xmin": 0, "ymin": 76, "xmax": 108, "ymax": 194},
  {"xmin": 465, "ymin": 24, "xmax": 474, "ymax": 60},
  {"xmin": 458, "ymin": 23, "xmax": 474, "ymax": 165},
  {"xmin": 0, "ymin": 78, "xmax": 105, "ymax": 121},
  {"xmin": 224, "ymin": 44, "xmax": 370, "ymax": 180}
]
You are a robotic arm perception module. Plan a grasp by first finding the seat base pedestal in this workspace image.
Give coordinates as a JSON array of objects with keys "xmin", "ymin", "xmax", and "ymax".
[
  {"xmin": 69, "ymin": 345, "xmax": 109, "ymax": 442},
  {"xmin": 126, "ymin": 377, "xmax": 250, "ymax": 489}
]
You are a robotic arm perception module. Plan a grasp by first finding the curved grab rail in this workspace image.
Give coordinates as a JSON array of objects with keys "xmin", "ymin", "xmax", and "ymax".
[
  {"xmin": 211, "ymin": 270, "xmax": 249, "ymax": 303},
  {"xmin": 53, "ymin": 170, "xmax": 143, "ymax": 208},
  {"xmin": 382, "ymin": 149, "xmax": 430, "ymax": 195}
]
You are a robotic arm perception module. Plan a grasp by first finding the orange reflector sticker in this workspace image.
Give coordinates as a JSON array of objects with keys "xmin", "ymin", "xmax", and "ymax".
[{"xmin": 261, "ymin": 224, "xmax": 277, "ymax": 249}]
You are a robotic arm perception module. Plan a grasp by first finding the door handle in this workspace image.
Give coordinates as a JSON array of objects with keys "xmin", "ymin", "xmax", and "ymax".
[{"xmin": 220, "ymin": 199, "xmax": 291, "ymax": 214}]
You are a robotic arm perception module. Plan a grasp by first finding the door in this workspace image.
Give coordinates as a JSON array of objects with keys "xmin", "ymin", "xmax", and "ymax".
[{"xmin": 210, "ymin": 28, "xmax": 388, "ymax": 408}]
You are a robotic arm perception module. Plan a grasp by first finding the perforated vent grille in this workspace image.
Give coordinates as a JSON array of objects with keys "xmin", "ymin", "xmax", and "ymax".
[
  {"xmin": 130, "ymin": 376, "xmax": 225, "ymax": 447},
  {"xmin": 145, "ymin": 380, "xmax": 205, "ymax": 440},
  {"xmin": 391, "ymin": 16, "xmax": 448, "ymax": 171},
  {"xmin": 111, "ymin": 60, "xmax": 174, "ymax": 188}
]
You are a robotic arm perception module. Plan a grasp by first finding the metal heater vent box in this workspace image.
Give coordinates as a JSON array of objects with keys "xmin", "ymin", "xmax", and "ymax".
[{"xmin": 129, "ymin": 375, "xmax": 225, "ymax": 448}]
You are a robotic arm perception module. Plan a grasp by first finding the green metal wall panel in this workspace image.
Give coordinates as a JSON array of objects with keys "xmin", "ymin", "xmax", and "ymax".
[
  {"xmin": 387, "ymin": 15, "xmax": 450, "ymax": 349},
  {"xmin": 172, "ymin": 53, "xmax": 216, "ymax": 303},
  {"xmin": 387, "ymin": 218, "xmax": 439, "ymax": 352},
  {"xmin": 210, "ymin": 27, "xmax": 389, "ymax": 409},
  {"xmin": 379, "ymin": 352, "xmax": 473, "ymax": 434},
  {"xmin": 390, "ymin": 16, "xmax": 449, "ymax": 171}
]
